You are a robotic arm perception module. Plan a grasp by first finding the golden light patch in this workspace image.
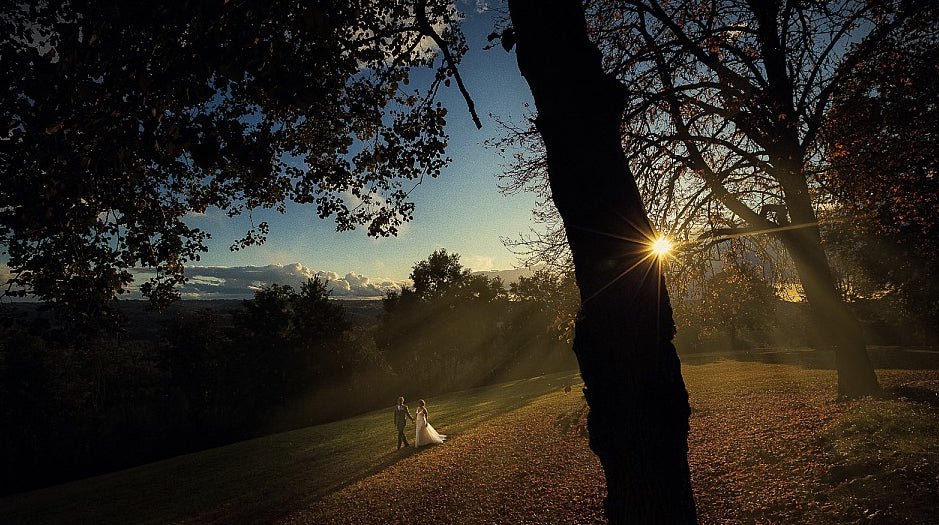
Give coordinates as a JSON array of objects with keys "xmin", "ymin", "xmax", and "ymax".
[{"xmin": 651, "ymin": 236, "xmax": 673, "ymax": 257}]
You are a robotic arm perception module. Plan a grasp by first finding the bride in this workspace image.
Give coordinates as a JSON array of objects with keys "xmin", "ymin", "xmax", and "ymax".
[{"xmin": 414, "ymin": 399, "xmax": 446, "ymax": 447}]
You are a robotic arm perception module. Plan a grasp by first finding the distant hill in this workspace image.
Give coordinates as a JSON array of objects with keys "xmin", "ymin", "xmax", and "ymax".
[
  {"xmin": 117, "ymin": 298, "xmax": 384, "ymax": 342},
  {"xmin": 472, "ymin": 267, "xmax": 537, "ymax": 286},
  {"xmin": 1, "ymin": 298, "xmax": 384, "ymax": 342}
]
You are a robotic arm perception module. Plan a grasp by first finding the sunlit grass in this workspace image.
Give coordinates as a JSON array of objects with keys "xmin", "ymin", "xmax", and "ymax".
[{"xmin": 827, "ymin": 398, "xmax": 939, "ymax": 459}]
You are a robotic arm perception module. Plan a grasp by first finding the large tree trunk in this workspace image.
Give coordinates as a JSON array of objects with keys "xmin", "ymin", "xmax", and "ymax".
[
  {"xmin": 508, "ymin": 1, "xmax": 697, "ymax": 523},
  {"xmin": 751, "ymin": 0, "xmax": 880, "ymax": 399},
  {"xmin": 779, "ymin": 195, "xmax": 881, "ymax": 398}
]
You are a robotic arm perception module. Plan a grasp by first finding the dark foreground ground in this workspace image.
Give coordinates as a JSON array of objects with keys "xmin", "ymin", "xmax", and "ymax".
[{"xmin": 2, "ymin": 355, "xmax": 937, "ymax": 524}]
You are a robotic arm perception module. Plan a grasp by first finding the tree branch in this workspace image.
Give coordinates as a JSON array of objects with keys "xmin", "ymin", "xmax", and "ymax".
[{"xmin": 416, "ymin": 0, "xmax": 482, "ymax": 129}]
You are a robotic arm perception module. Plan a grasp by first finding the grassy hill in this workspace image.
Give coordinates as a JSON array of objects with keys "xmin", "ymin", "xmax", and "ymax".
[
  {"xmin": 2, "ymin": 361, "xmax": 938, "ymax": 524},
  {"xmin": 0, "ymin": 370, "xmax": 583, "ymax": 524}
]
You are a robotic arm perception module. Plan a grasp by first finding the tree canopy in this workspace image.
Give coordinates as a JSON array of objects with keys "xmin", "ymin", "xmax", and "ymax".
[
  {"xmin": 697, "ymin": 241, "xmax": 777, "ymax": 350},
  {"xmin": 0, "ymin": 0, "xmax": 464, "ymax": 324},
  {"xmin": 819, "ymin": 5, "xmax": 939, "ymax": 339},
  {"xmin": 409, "ymin": 248, "xmax": 473, "ymax": 300}
]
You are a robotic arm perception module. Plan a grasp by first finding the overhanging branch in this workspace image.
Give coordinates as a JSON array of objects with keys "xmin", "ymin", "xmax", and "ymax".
[{"xmin": 416, "ymin": 0, "xmax": 482, "ymax": 129}]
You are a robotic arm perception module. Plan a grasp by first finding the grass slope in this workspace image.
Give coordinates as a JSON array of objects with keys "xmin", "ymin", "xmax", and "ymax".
[
  {"xmin": 0, "ymin": 370, "xmax": 582, "ymax": 525},
  {"xmin": 2, "ymin": 361, "xmax": 938, "ymax": 524}
]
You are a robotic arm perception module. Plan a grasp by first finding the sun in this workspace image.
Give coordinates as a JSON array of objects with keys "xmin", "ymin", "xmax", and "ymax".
[{"xmin": 651, "ymin": 236, "xmax": 673, "ymax": 257}]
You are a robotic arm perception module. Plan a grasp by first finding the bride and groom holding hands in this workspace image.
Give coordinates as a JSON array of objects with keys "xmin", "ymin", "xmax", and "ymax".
[{"xmin": 394, "ymin": 396, "xmax": 446, "ymax": 449}]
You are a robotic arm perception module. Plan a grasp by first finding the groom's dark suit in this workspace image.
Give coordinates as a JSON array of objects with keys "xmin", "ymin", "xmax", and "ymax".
[{"xmin": 394, "ymin": 403, "xmax": 414, "ymax": 449}]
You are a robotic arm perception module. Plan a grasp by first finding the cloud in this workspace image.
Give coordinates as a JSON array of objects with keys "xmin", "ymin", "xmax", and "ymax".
[
  {"xmin": 129, "ymin": 263, "xmax": 408, "ymax": 300},
  {"xmin": 463, "ymin": 254, "xmax": 495, "ymax": 272},
  {"xmin": 3, "ymin": 262, "xmax": 532, "ymax": 303},
  {"xmin": 463, "ymin": 0, "xmax": 489, "ymax": 13}
]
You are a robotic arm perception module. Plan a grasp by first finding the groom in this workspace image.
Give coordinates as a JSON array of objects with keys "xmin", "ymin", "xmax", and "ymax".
[{"xmin": 394, "ymin": 396, "xmax": 414, "ymax": 449}]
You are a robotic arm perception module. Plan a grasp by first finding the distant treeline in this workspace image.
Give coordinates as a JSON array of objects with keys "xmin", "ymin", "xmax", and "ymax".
[{"xmin": 0, "ymin": 259, "xmax": 578, "ymax": 496}]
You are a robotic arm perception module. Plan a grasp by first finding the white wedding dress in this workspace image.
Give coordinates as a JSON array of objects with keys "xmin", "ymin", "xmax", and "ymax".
[{"xmin": 415, "ymin": 407, "xmax": 446, "ymax": 447}]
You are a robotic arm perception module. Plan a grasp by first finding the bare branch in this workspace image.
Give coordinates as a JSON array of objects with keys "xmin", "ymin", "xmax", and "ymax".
[{"xmin": 416, "ymin": 0, "xmax": 482, "ymax": 129}]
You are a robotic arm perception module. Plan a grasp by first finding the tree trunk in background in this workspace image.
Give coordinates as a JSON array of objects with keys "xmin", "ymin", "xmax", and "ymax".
[
  {"xmin": 780, "ymin": 194, "xmax": 881, "ymax": 398},
  {"xmin": 508, "ymin": 1, "xmax": 697, "ymax": 523},
  {"xmin": 750, "ymin": 0, "xmax": 881, "ymax": 399}
]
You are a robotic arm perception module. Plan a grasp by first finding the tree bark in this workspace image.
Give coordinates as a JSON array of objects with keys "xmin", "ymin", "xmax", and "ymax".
[
  {"xmin": 778, "ymin": 194, "xmax": 881, "ymax": 398},
  {"xmin": 508, "ymin": 1, "xmax": 697, "ymax": 523},
  {"xmin": 750, "ymin": 0, "xmax": 881, "ymax": 399}
]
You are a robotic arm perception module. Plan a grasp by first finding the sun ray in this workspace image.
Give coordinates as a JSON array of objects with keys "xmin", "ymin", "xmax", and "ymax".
[
  {"xmin": 695, "ymin": 221, "xmax": 819, "ymax": 245},
  {"xmin": 568, "ymin": 223, "xmax": 654, "ymax": 246},
  {"xmin": 565, "ymin": 219, "xmax": 680, "ymax": 307},
  {"xmin": 581, "ymin": 250, "xmax": 658, "ymax": 305},
  {"xmin": 568, "ymin": 220, "xmax": 819, "ymax": 326}
]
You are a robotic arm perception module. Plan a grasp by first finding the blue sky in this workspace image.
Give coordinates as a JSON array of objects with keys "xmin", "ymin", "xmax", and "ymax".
[
  {"xmin": 0, "ymin": 2, "xmax": 540, "ymax": 300},
  {"xmin": 177, "ymin": 3, "xmax": 538, "ymax": 292}
]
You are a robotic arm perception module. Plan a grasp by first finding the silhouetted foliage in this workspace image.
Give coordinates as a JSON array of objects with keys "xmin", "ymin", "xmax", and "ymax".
[
  {"xmin": 233, "ymin": 277, "xmax": 348, "ymax": 406},
  {"xmin": 510, "ymin": 268, "xmax": 579, "ymax": 344},
  {"xmin": 820, "ymin": 4, "xmax": 939, "ymax": 344},
  {"xmin": 410, "ymin": 249, "xmax": 473, "ymax": 300},
  {"xmin": 0, "ymin": 318, "xmax": 166, "ymax": 495},
  {"xmin": 377, "ymin": 250, "xmax": 576, "ymax": 393},
  {"xmin": 698, "ymin": 244, "xmax": 777, "ymax": 350},
  {"xmin": 0, "ymin": 0, "xmax": 462, "ymax": 327},
  {"xmin": 161, "ymin": 308, "xmax": 252, "ymax": 444}
]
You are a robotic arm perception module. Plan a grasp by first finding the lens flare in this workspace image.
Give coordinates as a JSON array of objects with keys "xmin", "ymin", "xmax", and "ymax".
[{"xmin": 651, "ymin": 236, "xmax": 673, "ymax": 257}]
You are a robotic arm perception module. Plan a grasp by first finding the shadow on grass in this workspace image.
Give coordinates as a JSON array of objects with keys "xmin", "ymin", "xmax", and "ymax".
[
  {"xmin": 820, "ymin": 396, "xmax": 939, "ymax": 525},
  {"xmin": 181, "ymin": 372, "xmax": 581, "ymax": 525},
  {"xmin": 219, "ymin": 444, "xmax": 426, "ymax": 525},
  {"xmin": 681, "ymin": 347, "xmax": 939, "ymax": 371},
  {"xmin": 888, "ymin": 384, "xmax": 939, "ymax": 410}
]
